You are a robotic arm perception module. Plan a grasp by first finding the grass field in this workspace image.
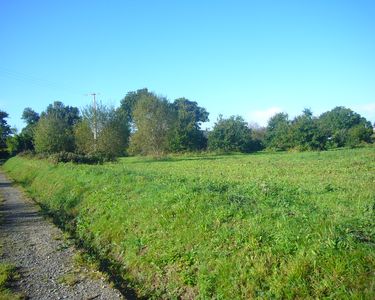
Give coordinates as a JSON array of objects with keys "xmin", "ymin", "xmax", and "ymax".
[{"xmin": 3, "ymin": 148, "xmax": 375, "ymax": 299}]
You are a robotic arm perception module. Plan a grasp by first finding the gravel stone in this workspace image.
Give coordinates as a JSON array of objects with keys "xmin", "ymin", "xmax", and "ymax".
[{"xmin": 0, "ymin": 172, "xmax": 124, "ymax": 299}]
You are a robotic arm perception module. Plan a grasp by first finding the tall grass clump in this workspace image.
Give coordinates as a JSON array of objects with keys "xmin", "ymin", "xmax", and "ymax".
[{"xmin": 3, "ymin": 148, "xmax": 375, "ymax": 299}]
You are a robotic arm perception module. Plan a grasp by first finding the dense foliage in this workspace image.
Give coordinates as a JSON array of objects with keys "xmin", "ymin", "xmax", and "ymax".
[
  {"xmin": 264, "ymin": 107, "xmax": 373, "ymax": 151},
  {"xmin": 41, "ymin": 101, "xmax": 80, "ymax": 127},
  {"xmin": 34, "ymin": 114, "xmax": 75, "ymax": 153},
  {"xmin": 264, "ymin": 112, "xmax": 291, "ymax": 150},
  {"xmin": 2, "ymin": 89, "xmax": 374, "ymax": 159},
  {"xmin": 0, "ymin": 110, "xmax": 11, "ymax": 158},
  {"xmin": 129, "ymin": 93, "xmax": 176, "ymax": 156},
  {"xmin": 318, "ymin": 106, "xmax": 373, "ymax": 148},
  {"xmin": 4, "ymin": 148, "xmax": 374, "ymax": 299},
  {"xmin": 208, "ymin": 115, "xmax": 254, "ymax": 152},
  {"xmin": 170, "ymin": 98, "xmax": 209, "ymax": 152},
  {"xmin": 33, "ymin": 101, "xmax": 80, "ymax": 154},
  {"xmin": 75, "ymin": 103, "xmax": 130, "ymax": 158},
  {"xmin": 119, "ymin": 88, "xmax": 153, "ymax": 125},
  {"xmin": 6, "ymin": 108, "xmax": 40, "ymax": 156},
  {"xmin": 48, "ymin": 151, "xmax": 110, "ymax": 164}
]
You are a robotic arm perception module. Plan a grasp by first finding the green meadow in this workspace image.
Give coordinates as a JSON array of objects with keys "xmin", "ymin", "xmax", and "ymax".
[{"xmin": 3, "ymin": 148, "xmax": 375, "ymax": 299}]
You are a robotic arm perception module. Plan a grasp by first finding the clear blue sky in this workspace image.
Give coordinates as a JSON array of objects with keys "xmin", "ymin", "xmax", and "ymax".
[{"xmin": 1, "ymin": 0, "xmax": 374, "ymax": 130}]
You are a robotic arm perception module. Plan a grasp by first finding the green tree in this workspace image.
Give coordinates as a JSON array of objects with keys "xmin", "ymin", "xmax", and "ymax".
[
  {"xmin": 290, "ymin": 109, "xmax": 325, "ymax": 150},
  {"xmin": 119, "ymin": 88, "xmax": 153, "ymax": 125},
  {"xmin": 265, "ymin": 112, "xmax": 291, "ymax": 150},
  {"xmin": 22, "ymin": 107, "xmax": 40, "ymax": 125},
  {"xmin": 248, "ymin": 122, "xmax": 266, "ymax": 151},
  {"xmin": 208, "ymin": 115, "xmax": 254, "ymax": 153},
  {"xmin": 347, "ymin": 124, "xmax": 373, "ymax": 147},
  {"xmin": 76, "ymin": 103, "xmax": 130, "ymax": 157},
  {"xmin": 34, "ymin": 102, "xmax": 79, "ymax": 154},
  {"xmin": 6, "ymin": 134, "xmax": 21, "ymax": 156},
  {"xmin": 0, "ymin": 110, "xmax": 11, "ymax": 157},
  {"xmin": 130, "ymin": 93, "xmax": 176, "ymax": 156},
  {"xmin": 318, "ymin": 106, "xmax": 373, "ymax": 148},
  {"xmin": 6, "ymin": 130, "xmax": 35, "ymax": 155},
  {"xmin": 96, "ymin": 111, "xmax": 130, "ymax": 157},
  {"xmin": 19, "ymin": 107, "xmax": 40, "ymax": 151},
  {"xmin": 170, "ymin": 98, "xmax": 209, "ymax": 151},
  {"xmin": 34, "ymin": 115, "xmax": 74, "ymax": 153},
  {"xmin": 42, "ymin": 101, "xmax": 80, "ymax": 126},
  {"xmin": 74, "ymin": 120, "xmax": 94, "ymax": 154}
]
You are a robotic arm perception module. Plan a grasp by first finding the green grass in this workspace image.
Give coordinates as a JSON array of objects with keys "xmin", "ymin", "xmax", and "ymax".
[
  {"xmin": 57, "ymin": 250, "xmax": 109, "ymax": 287},
  {"xmin": 3, "ymin": 148, "xmax": 375, "ymax": 299},
  {"xmin": 0, "ymin": 264, "xmax": 20, "ymax": 300}
]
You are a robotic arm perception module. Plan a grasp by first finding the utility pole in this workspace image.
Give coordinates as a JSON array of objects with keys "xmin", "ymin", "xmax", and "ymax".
[
  {"xmin": 86, "ymin": 92, "xmax": 100, "ymax": 151},
  {"xmin": 90, "ymin": 93, "xmax": 98, "ymax": 142}
]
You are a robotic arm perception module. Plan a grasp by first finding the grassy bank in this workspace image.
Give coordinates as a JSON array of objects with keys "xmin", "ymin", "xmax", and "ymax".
[{"xmin": 3, "ymin": 148, "xmax": 375, "ymax": 299}]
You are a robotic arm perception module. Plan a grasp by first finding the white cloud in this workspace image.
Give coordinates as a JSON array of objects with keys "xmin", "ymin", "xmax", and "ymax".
[
  {"xmin": 248, "ymin": 107, "xmax": 282, "ymax": 127},
  {"xmin": 354, "ymin": 103, "xmax": 375, "ymax": 114},
  {"xmin": 351, "ymin": 102, "xmax": 375, "ymax": 123}
]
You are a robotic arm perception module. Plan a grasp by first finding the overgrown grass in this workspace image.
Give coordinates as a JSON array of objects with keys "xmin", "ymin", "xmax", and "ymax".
[
  {"xmin": 0, "ymin": 264, "xmax": 21, "ymax": 299},
  {"xmin": 57, "ymin": 250, "xmax": 109, "ymax": 287},
  {"xmin": 3, "ymin": 148, "xmax": 375, "ymax": 299}
]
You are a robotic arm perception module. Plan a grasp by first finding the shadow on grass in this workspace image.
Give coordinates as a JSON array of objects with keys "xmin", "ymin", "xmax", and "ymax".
[
  {"xmin": 0, "ymin": 159, "xmax": 8, "ymax": 166},
  {"xmin": 128, "ymin": 152, "xmax": 262, "ymax": 164},
  {"xmin": 38, "ymin": 203, "xmax": 146, "ymax": 300},
  {"xmin": 0, "ymin": 182, "xmax": 12, "ymax": 188}
]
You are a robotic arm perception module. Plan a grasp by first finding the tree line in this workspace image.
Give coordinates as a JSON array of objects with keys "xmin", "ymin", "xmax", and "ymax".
[{"xmin": 1, "ymin": 88, "xmax": 374, "ymax": 160}]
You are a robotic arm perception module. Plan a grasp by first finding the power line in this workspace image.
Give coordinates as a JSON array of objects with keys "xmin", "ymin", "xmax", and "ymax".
[{"xmin": 0, "ymin": 66, "xmax": 84, "ymax": 96}]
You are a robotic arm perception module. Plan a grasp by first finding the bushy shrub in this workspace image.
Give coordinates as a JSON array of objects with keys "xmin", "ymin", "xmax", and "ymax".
[
  {"xmin": 48, "ymin": 151, "xmax": 115, "ymax": 165},
  {"xmin": 17, "ymin": 150, "xmax": 35, "ymax": 157},
  {"xmin": 17, "ymin": 150, "xmax": 115, "ymax": 164}
]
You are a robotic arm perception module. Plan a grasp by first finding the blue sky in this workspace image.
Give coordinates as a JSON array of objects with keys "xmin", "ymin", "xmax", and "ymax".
[{"xmin": 1, "ymin": 0, "xmax": 374, "ymax": 130}]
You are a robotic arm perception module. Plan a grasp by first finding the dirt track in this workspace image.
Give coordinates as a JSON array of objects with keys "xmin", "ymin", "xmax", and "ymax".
[{"xmin": 0, "ymin": 171, "xmax": 124, "ymax": 300}]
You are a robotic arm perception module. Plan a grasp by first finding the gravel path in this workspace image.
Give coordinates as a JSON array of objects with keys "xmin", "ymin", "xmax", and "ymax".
[{"xmin": 0, "ymin": 171, "xmax": 124, "ymax": 300}]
